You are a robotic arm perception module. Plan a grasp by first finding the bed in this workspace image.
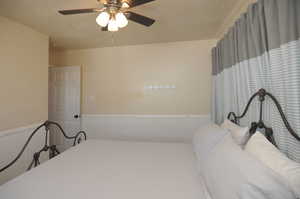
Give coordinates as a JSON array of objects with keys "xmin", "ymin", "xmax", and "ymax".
[
  {"xmin": 0, "ymin": 88, "xmax": 299, "ymax": 199},
  {"xmin": 0, "ymin": 139, "xmax": 211, "ymax": 199}
]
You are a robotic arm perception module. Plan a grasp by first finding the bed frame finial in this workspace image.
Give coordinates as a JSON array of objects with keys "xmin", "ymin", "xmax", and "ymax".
[{"xmin": 227, "ymin": 88, "xmax": 300, "ymax": 147}]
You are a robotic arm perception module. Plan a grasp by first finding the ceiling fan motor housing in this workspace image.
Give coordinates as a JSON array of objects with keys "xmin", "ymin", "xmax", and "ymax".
[{"xmin": 98, "ymin": 0, "xmax": 128, "ymax": 7}]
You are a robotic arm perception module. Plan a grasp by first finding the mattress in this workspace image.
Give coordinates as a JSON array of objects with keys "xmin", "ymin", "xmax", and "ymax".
[{"xmin": 0, "ymin": 140, "xmax": 211, "ymax": 199}]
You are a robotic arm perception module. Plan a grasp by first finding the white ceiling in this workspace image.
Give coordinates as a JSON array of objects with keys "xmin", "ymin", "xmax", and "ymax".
[{"xmin": 0, "ymin": 0, "xmax": 240, "ymax": 50}]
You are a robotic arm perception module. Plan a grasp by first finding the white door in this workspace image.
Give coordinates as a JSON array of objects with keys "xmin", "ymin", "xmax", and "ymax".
[{"xmin": 48, "ymin": 66, "xmax": 81, "ymax": 151}]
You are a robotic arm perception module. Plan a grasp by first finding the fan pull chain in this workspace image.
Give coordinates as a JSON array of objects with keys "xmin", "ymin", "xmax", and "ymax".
[{"xmin": 111, "ymin": 32, "xmax": 115, "ymax": 46}]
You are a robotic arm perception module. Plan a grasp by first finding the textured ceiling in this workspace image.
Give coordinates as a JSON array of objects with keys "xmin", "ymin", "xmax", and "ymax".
[{"xmin": 0, "ymin": 0, "xmax": 240, "ymax": 50}]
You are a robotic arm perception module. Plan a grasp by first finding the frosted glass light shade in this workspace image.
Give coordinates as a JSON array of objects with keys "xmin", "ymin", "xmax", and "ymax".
[
  {"xmin": 108, "ymin": 19, "xmax": 119, "ymax": 31},
  {"xmin": 96, "ymin": 12, "xmax": 110, "ymax": 27},
  {"xmin": 122, "ymin": 2, "xmax": 130, "ymax": 8},
  {"xmin": 116, "ymin": 12, "xmax": 128, "ymax": 28}
]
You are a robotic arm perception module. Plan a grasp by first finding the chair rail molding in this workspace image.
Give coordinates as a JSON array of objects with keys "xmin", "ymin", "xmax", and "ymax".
[{"xmin": 81, "ymin": 114, "xmax": 211, "ymax": 143}]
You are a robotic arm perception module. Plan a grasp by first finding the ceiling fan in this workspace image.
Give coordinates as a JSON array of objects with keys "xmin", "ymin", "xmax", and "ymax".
[{"xmin": 58, "ymin": 0, "xmax": 156, "ymax": 32}]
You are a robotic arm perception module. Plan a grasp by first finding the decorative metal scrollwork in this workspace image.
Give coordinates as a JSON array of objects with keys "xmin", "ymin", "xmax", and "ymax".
[
  {"xmin": 73, "ymin": 131, "xmax": 87, "ymax": 146},
  {"xmin": 227, "ymin": 88, "xmax": 300, "ymax": 147},
  {"xmin": 0, "ymin": 121, "xmax": 87, "ymax": 173}
]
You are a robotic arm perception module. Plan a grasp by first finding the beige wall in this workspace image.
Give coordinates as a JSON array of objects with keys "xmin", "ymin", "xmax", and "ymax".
[
  {"xmin": 51, "ymin": 40, "xmax": 216, "ymax": 115},
  {"xmin": 0, "ymin": 16, "xmax": 49, "ymax": 131}
]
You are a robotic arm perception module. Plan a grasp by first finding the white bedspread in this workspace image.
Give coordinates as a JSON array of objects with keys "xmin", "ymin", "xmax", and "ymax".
[{"xmin": 0, "ymin": 140, "xmax": 211, "ymax": 199}]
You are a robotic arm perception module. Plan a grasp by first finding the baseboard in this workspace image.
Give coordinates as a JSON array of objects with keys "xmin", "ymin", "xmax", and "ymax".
[{"xmin": 81, "ymin": 114, "xmax": 212, "ymax": 143}]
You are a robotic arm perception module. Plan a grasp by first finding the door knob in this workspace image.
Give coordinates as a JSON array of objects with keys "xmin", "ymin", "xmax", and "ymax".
[{"xmin": 74, "ymin": 115, "xmax": 80, "ymax": 119}]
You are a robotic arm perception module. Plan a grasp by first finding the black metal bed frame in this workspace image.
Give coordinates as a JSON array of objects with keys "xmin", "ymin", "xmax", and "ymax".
[
  {"xmin": 1, "ymin": 89, "xmax": 299, "ymax": 172},
  {"xmin": 227, "ymin": 88, "xmax": 300, "ymax": 147},
  {"xmin": 0, "ymin": 121, "xmax": 87, "ymax": 173}
]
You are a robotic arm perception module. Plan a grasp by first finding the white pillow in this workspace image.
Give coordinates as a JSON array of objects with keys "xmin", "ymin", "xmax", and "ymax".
[
  {"xmin": 198, "ymin": 134, "xmax": 296, "ymax": 199},
  {"xmin": 245, "ymin": 132, "xmax": 300, "ymax": 198},
  {"xmin": 193, "ymin": 123, "xmax": 229, "ymax": 163},
  {"xmin": 221, "ymin": 119, "xmax": 249, "ymax": 146}
]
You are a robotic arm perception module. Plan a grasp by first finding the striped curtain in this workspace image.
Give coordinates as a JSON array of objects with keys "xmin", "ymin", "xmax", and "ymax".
[{"xmin": 212, "ymin": 0, "xmax": 300, "ymax": 162}]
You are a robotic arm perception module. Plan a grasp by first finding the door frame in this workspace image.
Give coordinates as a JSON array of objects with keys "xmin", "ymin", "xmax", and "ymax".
[{"xmin": 48, "ymin": 65, "xmax": 82, "ymax": 150}]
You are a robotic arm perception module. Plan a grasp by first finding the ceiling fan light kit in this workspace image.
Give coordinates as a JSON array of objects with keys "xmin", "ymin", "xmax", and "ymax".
[
  {"xmin": 121, "ymin": 1, "xmax": 130, "ymax": 8},
  {"xmin": 59, "ymin": 0, "xmax": 156, "ymax": 32},
  {"xmin": 96, "ymin": 11, "xmax": 110, "ymax": 27},
  {"xmin": 108, "ymin": 17, "xmax": 119, "ymax": 31},
  {"xmin": 115, "ymin": 12, "xmax": 128, "ymax": 28}
]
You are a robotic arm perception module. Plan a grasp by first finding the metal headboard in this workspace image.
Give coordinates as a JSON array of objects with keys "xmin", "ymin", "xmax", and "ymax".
[
  {"xmin": 0, "ymin": 121, "xmax": 87, "ymax": 173},
  {"xmin": 227, "ymin": 88, "xmax": 300, "ymax": 146}
]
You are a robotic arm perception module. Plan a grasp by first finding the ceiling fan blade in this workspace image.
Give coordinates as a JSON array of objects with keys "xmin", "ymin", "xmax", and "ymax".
[
  {"xmin": 129, "ymin": 0, "xmax": 155, "ymax": 8},
  {"xmin": 58, "ymin": 8, "xmax": 99, "ymax": 15},
  {"xmin": 125, "ymin": 11, "xmax": 155, "ymax": 26}
]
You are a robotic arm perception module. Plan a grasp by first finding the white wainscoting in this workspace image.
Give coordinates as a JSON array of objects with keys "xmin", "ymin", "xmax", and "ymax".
[
  {"xmin": 81, "ymin": 114, "xmax": 211, "ymax": 143},
  {"xmin": 0, "ymin": 123, "xmax": 47, "ymax": 185}
]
